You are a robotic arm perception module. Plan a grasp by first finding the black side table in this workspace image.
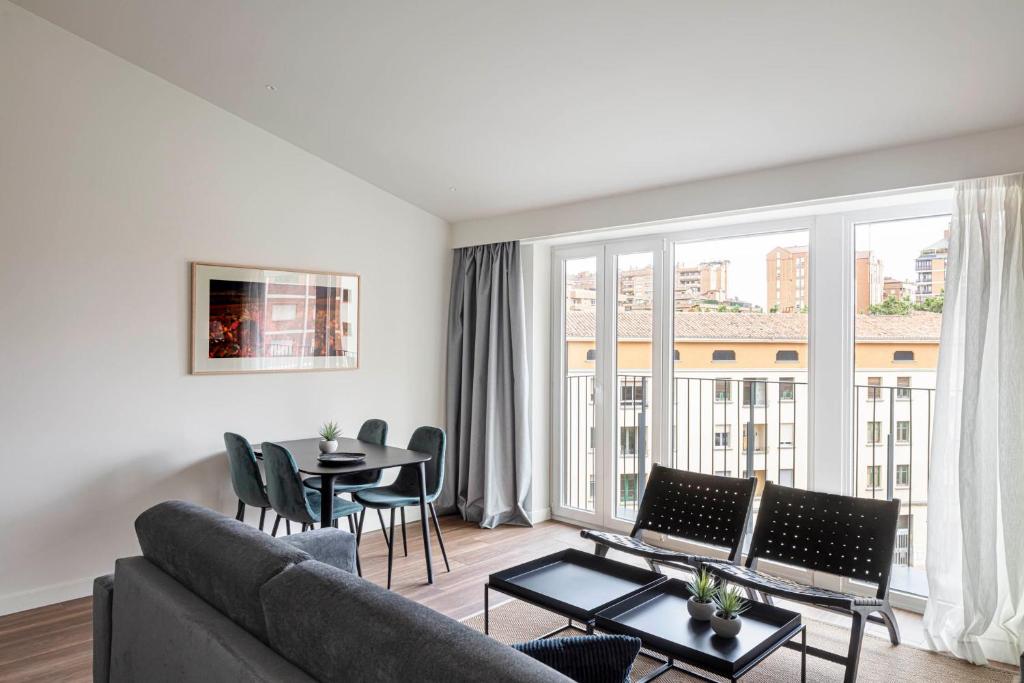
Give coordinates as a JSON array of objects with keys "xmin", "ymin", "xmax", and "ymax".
[
  {"xmin": 596, "ymin": 578, "xmax": 807, "ymax": 682},
  {"xmin": 485, "ymin": 549, "xmax": 666, "ymax": 637}
]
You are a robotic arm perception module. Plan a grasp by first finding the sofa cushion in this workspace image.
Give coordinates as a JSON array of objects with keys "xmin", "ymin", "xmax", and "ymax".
[
  {"xmin": 259, "ymin": 561, "xmax": 571, "ymax": 683},
  {"xmin": 278, "ymin": 528, "xmax": 357, "ymax": 574},
  {"xmin": 512, "ymin": 635, "xmax": 642, "ymax": 683},
  {"xmin": 135, "ymin": 500, "xmax": 311, "ymax": 643},
  {"xmin": 109, "ymin": 557, "xmax": 316, "ymax": 683}
]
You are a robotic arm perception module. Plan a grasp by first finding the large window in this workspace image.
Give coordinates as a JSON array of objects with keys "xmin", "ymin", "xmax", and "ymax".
[{"xmin": 552, "ymin": 194, "xmax": 951, "ymax": 609}]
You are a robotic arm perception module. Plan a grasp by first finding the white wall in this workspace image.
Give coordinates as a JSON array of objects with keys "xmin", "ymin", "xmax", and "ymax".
[
  {"xmin": 451, "ymin": 125, "xmax": 1024, "ymax": 247},
  {"xmin": 0, "ymin": 2, "xmax": 450, "ymax": 614}
]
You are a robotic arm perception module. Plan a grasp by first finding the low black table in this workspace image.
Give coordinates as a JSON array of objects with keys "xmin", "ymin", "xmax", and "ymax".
[
  {"xmin": 485, "ymin": 549, "xmax": 665, "ymax": 636},
  {"xmin": 595, "ymin": 578, "xmax": 806, "ymax": 682}
]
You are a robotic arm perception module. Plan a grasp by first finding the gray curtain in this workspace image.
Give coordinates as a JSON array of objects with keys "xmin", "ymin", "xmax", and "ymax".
[{"xmin": 440, "ymin": 241, "xmax": 532, "ymax": 528}]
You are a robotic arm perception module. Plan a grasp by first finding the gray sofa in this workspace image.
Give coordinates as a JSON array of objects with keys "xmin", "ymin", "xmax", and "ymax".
[{"xmin": 93, "ymin": 500, "xmax": 569, "ymax": 682}]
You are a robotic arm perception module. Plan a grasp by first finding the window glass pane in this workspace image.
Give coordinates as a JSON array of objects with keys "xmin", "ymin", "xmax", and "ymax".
[
  {"xmin": 616, "ymin": 252, "xmax": 654, "ymax": 522},
  {"xmin": 563, "ymin": 257, "xmax": 596, "ymax": 512},
  {"xmin": 671, "ymin": 230, "xmax": 810, "ymax": 528},
  {"xmin": 855, "ymin": 215, "xmax": 949, "ymax": 597}
]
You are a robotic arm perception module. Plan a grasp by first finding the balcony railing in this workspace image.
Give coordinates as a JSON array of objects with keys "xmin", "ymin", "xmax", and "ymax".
[
  {"xmin": 563, "ymin": 373, "xmax": 934, "ymax": 595},
  {"xmin": 854, "ymin": 384, "xmax": 934, "ymax": 577}
]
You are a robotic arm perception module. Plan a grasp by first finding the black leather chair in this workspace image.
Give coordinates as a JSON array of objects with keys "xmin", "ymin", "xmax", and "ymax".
[
  {"xmin": 706, "ymin": 483, "xmax": 902, "ymax": 683},
  {"xmin": 581, "ymin": 465, "xmax": 757, "ymax": 572}
]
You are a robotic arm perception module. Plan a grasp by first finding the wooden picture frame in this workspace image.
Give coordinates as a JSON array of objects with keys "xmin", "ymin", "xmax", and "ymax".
[{"xmin": 190, "ymin": 261, "xmax": 360, "ymax": 375}]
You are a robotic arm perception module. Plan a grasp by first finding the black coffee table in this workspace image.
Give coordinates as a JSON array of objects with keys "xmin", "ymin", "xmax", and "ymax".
[
  {"xmin": 485, "ymin": 549, "xmax": 666, "ymax": 637},
  {"xmin": 596, "ymin": 578, "xmax": 806, "ymax": 682}
]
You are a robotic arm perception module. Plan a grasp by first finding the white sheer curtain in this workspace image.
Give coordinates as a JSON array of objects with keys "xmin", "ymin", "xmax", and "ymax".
[{"xmin": 923, "ymin": 173, "xmax": 1024, "ymax": 666}]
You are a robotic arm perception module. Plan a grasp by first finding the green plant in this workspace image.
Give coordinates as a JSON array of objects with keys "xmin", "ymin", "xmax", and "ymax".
[
  {"xmin": 713, "ymin": 585, "xmax": 749, "ymax": 619},
  {"xmin": 319, "ymin": 421, "xmax": 342, "ymax": 441},
  {"xmin": 686, "ymin": 569, "xmax": 718, "ymax": 603}
]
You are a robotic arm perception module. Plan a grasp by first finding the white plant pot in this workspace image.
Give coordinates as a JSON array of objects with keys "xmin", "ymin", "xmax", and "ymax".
[
  {"xmin": 710, "ymin": 611, "xmax": 742, "ymax": 638},
  {"xmin": 319, "ymin": 439, "xmax": 339, "ymax": 454},
  {"xmin": 687, "ymin": 597, "xmax": 716, "ymax": 621}
]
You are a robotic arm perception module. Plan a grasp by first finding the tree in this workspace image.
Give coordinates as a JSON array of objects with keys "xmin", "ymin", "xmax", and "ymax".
[
  {"xmin": 769, "ymin": 304, "xmax": 780, "ymax": 313},
  {"xmin": 868, "ymin": 295, "xmax": 912, "ymax": 315},
  {"xmin": 914, "ymin": 292, "xmax": 944, "ymax": 313}
]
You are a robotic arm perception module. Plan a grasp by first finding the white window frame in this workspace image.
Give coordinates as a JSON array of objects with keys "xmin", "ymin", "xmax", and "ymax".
[{"xmin": 549, "ymin": 199, "xmax": 951, "ymax": 610}]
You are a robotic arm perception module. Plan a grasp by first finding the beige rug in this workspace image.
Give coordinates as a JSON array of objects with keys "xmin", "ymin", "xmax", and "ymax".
[{"xmin": 463, "ymin": 598, "xmax": 1017, "ymax": 682}]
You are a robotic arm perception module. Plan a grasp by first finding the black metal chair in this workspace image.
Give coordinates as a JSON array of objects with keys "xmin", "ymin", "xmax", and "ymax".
[
  {"xmin": 581, "ymin": 465, "xmax": 757, "ymax": 572},
  {"xmin": 705, "ymin": 482, "xmax": 901, "ymax": 683}
]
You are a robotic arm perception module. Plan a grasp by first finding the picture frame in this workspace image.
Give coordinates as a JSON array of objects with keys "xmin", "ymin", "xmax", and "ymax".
[{"xmin": 190, "ymin": 262, "xmax": 359, "ymax": 375}]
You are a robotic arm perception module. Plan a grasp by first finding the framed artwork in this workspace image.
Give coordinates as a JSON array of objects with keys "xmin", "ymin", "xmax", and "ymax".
[{"xmin": 191, "ymin": 262, "xmax": 359, "ymax": 374}]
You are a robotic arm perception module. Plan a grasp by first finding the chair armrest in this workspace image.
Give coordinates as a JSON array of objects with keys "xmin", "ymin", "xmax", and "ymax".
[
  {"xmin": 93, "ymin": 574, "xmax": 115, "ymax": 683},
  {"xmin": 279, "ymin": 529, "xmax": 356, "ymax": 574}
]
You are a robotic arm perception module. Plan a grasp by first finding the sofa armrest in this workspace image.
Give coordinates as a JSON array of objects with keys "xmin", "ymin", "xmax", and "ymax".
[
  {"xmin": 93, "ymin": 574, "xmax": 115, "ymax": 683},
  {"xmin": 278, "ymin": 528, "xmax": 356, "ymax": 573}
]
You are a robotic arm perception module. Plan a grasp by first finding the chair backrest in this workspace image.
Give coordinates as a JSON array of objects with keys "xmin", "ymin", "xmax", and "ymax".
[
  {"xmin": 632, "ymin": 465, "xmax": 756, "ymax": 562},
  {"xmin": 746, "ymin": 483, "xmax": 901, "ymax": 598},
  {"xmin": 260, "ymin": 442, "xmax": 317, "ymax": 524},
  {"xmin": 224, "ymin": 432, "xmax": 270, "ymax": 508},
  {"xmin": 390, "ymin": 426, "xmax": 446, "ymax": 501},
  {"xmin": 356, "ymin": 418, "xmax": 388, "ymax": 445}
]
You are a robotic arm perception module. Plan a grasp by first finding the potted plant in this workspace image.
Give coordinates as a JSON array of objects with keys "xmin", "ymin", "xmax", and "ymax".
[
  {"xmin": 685, "ymin": 569, "xmax": 718, "ymax": 621},
  {"xmin": 318, "ymin": 421, "xmax": 342, "ymax": 453},
  {"xmin": 710, "ymin": 584, "xmax": 749, "ymax": 638}
]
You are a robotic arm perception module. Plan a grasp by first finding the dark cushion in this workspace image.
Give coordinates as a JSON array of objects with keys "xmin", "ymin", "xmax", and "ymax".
[
  {"xmin": 259, "ymin": 561, "xmax": 571, "ymax": 682},
  {"xmin": 93, "ymin": 574, "xmax": 114, "ymax": 683},
  {"xmin": 278, "ymin": 528, "xmax": 357, "ymax": 574},
  {"xmin": 134, "ymin": 500, "xmax": 311, "ymax": 643},
  {"xmin": 512, "ymin": 636, "xmax": 641, "ymax": 683}
]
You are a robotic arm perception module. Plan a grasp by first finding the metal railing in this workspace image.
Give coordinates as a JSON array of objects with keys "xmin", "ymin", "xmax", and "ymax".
[{"xmin": 853, "ymin": 384, "xmax": 934, "ymax": 569}]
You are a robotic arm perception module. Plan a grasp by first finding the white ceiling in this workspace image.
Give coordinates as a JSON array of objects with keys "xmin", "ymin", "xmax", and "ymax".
[{"xmin": 14, "ymin": 0, "xmax": 1024, "ymax": 222}]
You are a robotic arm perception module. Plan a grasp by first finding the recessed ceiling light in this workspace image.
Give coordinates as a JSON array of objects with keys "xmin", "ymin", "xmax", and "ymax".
[{"xmin": 265, "ymin": 84, "xmax": 277, "ymax": 92}]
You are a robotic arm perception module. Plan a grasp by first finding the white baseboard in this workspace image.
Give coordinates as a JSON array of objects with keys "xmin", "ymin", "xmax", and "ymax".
[
  {"xmin": 529, "ymin": 507, "xmax": 552, "ymax": 523},
  {"xmin": 0, "ymin": 576, "xmax": 95, "ymax": 617}
]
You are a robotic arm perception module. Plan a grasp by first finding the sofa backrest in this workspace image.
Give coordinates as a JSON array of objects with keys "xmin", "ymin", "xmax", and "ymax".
[
  {"xmin": 259, "ymin": 561, "xmax": 571, "ymax": 683},
  {"xmin": 135, "ymin": 500, "xmax": 311, "ymax": 643}
]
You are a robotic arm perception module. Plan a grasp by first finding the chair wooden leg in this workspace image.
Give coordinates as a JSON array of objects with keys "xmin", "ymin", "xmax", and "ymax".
[
  {"xmin": 286, "ymin": 519, "xmax": 292, "ymax": 535},
  {"xmin": 878, "ymin": 603, "xmax": 901, "ymax": 645},
  {"xmin": 271, "ymin": 515, "xmax": 281, "ymax": 536},
  {"xmin": 356, "ymin": 509, "xmax": 365, "ymax": 545},
  {"xmin": 377, "ymin": 509, "xmax": 390, "ymax": 548},
  {"xmin": 387, "ymin": 508, "xmax": 396, "ymax": 590},
  {"xmin": 844, "ymin": 610, "xmax": 868, "ymax": 683},
  {"xmin": 258, "ymin": 508, "xmax": 266, "ymax": 531},
  {"xmin": 400, "ymin": 507, "xmax": 408, "ymax": 557},
  {"xmin": 235, "ymin": 500, "xmax": 245, "ymax": 522},
  {"xmin": 428, "ymin": 503, "xmax": 450, "ymax": 573}
]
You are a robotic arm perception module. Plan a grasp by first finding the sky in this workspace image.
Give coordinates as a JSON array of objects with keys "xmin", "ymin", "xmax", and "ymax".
[{"xmin": 568, "ymin": 215, "xmax": 950, "ymax": 311}]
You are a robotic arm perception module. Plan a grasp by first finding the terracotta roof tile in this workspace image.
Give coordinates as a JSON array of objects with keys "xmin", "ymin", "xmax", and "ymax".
[{"xmin": 565, "ymin": 310, "xmax": 941, "ymax": 341}]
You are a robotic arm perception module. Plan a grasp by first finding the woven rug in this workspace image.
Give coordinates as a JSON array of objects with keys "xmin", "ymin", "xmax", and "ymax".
[{"xmin": 463, "ymin": 598, "xmax": 1018, "ymax": 682}]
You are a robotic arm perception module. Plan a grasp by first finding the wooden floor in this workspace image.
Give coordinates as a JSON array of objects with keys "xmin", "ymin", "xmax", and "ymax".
[{"xmin": 0, "ymin": 516, "xmax": 930, "ymax": 682}]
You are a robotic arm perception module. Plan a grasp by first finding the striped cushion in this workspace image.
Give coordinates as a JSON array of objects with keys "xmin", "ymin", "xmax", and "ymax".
[{"xmin": 512, "ymin": 635, "xmax": 641, "ymax": 683}]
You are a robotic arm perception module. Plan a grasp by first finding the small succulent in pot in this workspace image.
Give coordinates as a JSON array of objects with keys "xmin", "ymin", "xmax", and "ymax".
[
  {"xmin": 318, "ymin": 421, "xmax": 342, "ymax": 453},
  {"xmin": 710, "ymin": 584, "xmax": 749, "ymax": 638},
  {"xmin": 685, "ymin": 568, "xmax": 718, "ymax": 621}
]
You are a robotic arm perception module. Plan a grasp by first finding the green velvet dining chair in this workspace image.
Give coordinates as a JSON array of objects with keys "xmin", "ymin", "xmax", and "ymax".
[
  {"xmin": 262, "ymin": 441, "xmax": 366, "ymax": 575},
  {"xmin": 353, "ymin": 426, "xmax": 450, "ymax": 589},
  {"xmin": 224, "ymin": 432, "xmax": 283, "ymax": 533}
]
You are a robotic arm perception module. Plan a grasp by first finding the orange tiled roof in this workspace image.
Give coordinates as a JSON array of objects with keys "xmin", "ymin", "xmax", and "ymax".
[{"xmin": 565, "ymin": 310, "xmax": 941, "ymax": 341}]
